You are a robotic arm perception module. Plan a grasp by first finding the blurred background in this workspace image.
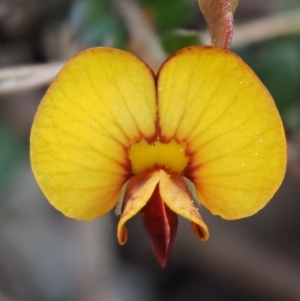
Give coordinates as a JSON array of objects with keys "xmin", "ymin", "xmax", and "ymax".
[{"xmin": 1, "ymin": 0, "xmax": 300, "ymax": 300}]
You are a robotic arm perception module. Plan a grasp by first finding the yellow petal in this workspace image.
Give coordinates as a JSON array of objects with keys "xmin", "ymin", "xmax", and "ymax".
[
  {"xmin": 117, "ymin": 171, "xmax": 160, "ymax": 244},
  {"xmin": 30, "ymin": 47, "xmax": 157, "ymax": 220},
  {"xmin": 157, "ymin": 46, "xmax": 286, "ymax": 219},
  {"xmin": 159, "ymin": 170, "xmax": 209, "ymax": 241}
]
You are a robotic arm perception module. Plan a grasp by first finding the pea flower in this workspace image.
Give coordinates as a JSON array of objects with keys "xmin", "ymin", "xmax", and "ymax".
[{"xmin": 30, "ymin": 46, "xmax": 286, "ymax": 267}]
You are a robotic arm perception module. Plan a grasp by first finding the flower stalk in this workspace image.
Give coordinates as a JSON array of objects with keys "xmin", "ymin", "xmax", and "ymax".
[{"xmin": 198, "ymin": 0, "xmax": 239, "ymax": 48}]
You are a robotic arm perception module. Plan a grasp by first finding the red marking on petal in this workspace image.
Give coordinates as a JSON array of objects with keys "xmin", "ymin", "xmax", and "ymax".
[
  {"xmin": 184, "ymin": 162, "xmax": 202, "ymax": 177},
  {"xmin": 141, "ymin": 186, "xmax": 178, "ymax": 267}
]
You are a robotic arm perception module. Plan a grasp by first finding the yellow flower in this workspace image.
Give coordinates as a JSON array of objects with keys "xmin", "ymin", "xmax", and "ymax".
[{"xmin": 30, "ymin": 46, "xmax": 286, "ymax": 267}]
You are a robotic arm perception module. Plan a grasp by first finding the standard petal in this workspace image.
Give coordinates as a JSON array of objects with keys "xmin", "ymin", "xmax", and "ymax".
[
  {"xmin": 159, "ymin": 170, "xmax": 209, "ymax": 241},
  {"xmin": 31, "ymin": 47, "xmax": 157, "ymax": 220},
  {"xmin": 157, "ymin": 46, "xmax": 286, "ymax": 219}
]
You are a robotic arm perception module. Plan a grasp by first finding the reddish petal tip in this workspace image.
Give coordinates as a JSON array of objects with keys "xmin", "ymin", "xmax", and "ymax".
[
  {"xmin": 141, "ymin": 186, "xmax": 178, "ymax": 268},
  {"xmin": 151, "ymin": 245, "xmax": 167, "ymax": 268}
]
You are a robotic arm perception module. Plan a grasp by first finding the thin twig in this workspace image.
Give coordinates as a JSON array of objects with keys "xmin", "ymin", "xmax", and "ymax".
[
  {"xmin": 181, "ymin": 8, "xmax": 300, "ymax": 47},
  {"xmin": 0, "ymin": 62, "xmax": 64, "ymax": 96},
  {"xmin": 1, "ymin": 8, "xmax": 300, "ymax": 96},
  {"xmin": 232, "ymin": 9, "xmax": 300, "ymax": 47},
  {"xmin": 112, "ymin": 0, "xmax": 167, "ymax": 72}
]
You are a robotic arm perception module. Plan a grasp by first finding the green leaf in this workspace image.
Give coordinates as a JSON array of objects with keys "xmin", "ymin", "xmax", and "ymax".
[
  {"xmin": 0, "ymin": 124, "xmax": 25, "ymax": 201},
  {"xmin": 283, "ymin": 103, "xmax": 300, "ymax": 134},
  {"xmin": 254, "ymin": 42, "xmax": 300, "ymax": 111},
  {"xmin": 70, "ymin": 0, "xmax": 127, "ymax": 48},
  {"xmin": 239, "ymin": 36, "xmax": 300, "ymax": 133},
  {"xmin": 136, "ymin": 0, "xmax": 195, "ymax": 31},
  {"xmin": 161, "ymin": 31, "xmax": 202, "ymax": 54}
]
